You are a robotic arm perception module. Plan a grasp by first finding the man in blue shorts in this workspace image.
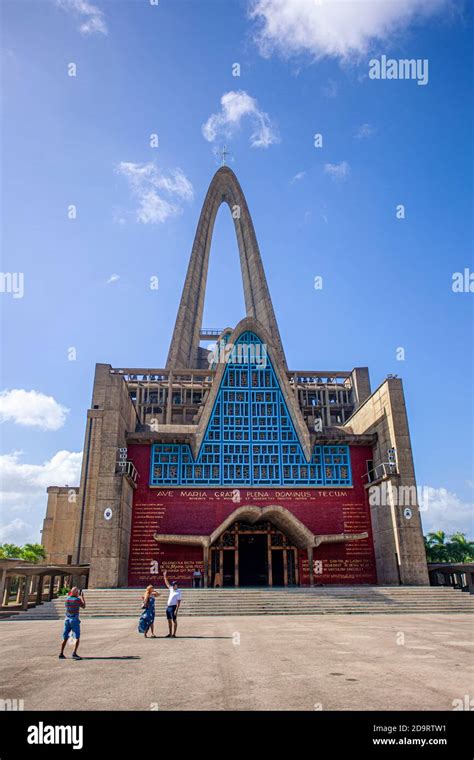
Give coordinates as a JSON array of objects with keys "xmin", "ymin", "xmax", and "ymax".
[
  {"xmin": 59, "ymin": 587, "xmax": 85, "ymax": 660},
  {"xmin": 163, "ymin": 571, "xmax": 181, "ymax": 637}
]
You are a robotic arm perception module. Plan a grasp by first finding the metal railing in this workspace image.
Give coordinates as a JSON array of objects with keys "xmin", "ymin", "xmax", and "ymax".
[
  {"xmin": 116, "ymin": 460, "xmax": 139, "ymax": 484},
  {"xmin": 363, "ymin": 462, "xmax": 398, "ymax": 483},
  {"xmin": 199, "ymin": 328, "xmax": 225, "ymax": 338}
]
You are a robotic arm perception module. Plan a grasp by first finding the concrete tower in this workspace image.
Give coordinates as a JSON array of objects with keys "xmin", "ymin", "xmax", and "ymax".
[{"xmin": 166, "ymin": 166, "xmax": 287, "ymax": 371}]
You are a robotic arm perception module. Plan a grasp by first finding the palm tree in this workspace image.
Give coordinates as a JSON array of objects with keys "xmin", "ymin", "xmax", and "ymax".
[
  {"xmin": 425, "ymin": 531, "xmax": 474, "ymax": 563},
  {"xmin": 425, "ymin": 531, "xmax": 448, "ymax": 563},
  {"xmin": 0, "ymin": 543, "xmax": 23, "ymax": 559},
  {"xmin": 0, "ymin": 543, "xmax": 46, "ymax": 564},
  {"xmin": 20, "ymin": 544, "xmax": 46, "ymax": 564},
  {"xmin": 446, "ymin": 533, "xmax": 474, "ymax": 562}
]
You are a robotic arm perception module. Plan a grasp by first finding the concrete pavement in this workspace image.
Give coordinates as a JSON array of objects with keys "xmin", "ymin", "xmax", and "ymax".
[{"xmin": 0, "ymin": 614, "xmax": 473, "ymax": 711}]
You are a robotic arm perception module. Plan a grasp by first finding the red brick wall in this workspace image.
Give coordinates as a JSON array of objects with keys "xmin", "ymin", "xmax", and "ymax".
[{"xmin": 127, "ymin": 444, "xmax": 377, "ymax": 587}]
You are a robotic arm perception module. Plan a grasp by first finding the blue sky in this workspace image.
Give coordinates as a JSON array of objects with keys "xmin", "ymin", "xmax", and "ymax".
[{"xmin": 0, "ymin": 0, "xmax": 472, "ymax": 543}]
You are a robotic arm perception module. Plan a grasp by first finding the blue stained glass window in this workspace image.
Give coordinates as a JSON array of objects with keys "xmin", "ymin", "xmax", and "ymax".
[{"xmin": 150, "ymin": 332, "xmax": 352, "ymax": 487}]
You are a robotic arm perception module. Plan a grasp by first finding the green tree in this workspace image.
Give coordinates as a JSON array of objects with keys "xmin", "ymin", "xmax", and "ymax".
[
  {"xmin": 0, "ymin": 543, "xmax": 23, "ymax": 559},
  {"xmin": 446, "ymin": 533, "xmax": 474, "ymax": 562},
  {"xmin": 424, "ymin": 531, "xmax": 448, "ymax": 563},
  {"xmin": 20, "ymin": 544, "xmax": 46, "ymax": 564},
  {"xmin": 0, "ymin": 543, "xmax": 46, "ymax": 563},
  {"xmin": 424, "ymin": 531, "xmax": 474, "ymax": 563}
]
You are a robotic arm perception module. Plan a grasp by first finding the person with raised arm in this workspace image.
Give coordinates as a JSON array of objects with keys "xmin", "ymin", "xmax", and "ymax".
[
  {"xmin": 163, "ymin": 570, "xmax": 181, "ymax": 638},
  {"xmin": 59, "ymin": 587, "xmax": 85, "ymax": 660}
]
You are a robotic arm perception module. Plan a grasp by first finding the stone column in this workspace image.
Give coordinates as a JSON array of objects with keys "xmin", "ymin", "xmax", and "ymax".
[
  {"xmin": 307, "ymin": 547, "xmax": 314, "ymax": 587},
  {"xmin": 166, "ymin": 372, "xmax": 173, "ymax": 423},
  {"xmin": 16, "ymin": 577, "xmax": 23, "ymax": 604},
  {"xmin": 203, "ymin": 545, "xmax": 209, "ymax": 588},
  {"xmin": 467, "ymin": 571, "xmax": 474, "ymax": 596},
  {"xmin": 2, "ymin": 576, "xmax": 13, "ymax": 606},
  {"xmin": 0, "ymin": 569, "xmax": 6, "ymax": 607},
  {"xmin": 324, "ymin": 388, "xmax": 331, "ymax": 427},
  {"xmin": 21, "ymin": 576, "xmax": 30, "ymax": 611},
  {"xmin": 218, "ymin": 549, "xmax": 223, "ymax": 587},
  {"xmin": 48, "ymin": 575, "xmax": 56, "ymax": 601},
  {"xmin": 350, "ymin": 367, "xmax": 371, "ymax": 408},
  {"xmin": 35, "ymin": 575, "xmax": 44, "ymax": 605}
]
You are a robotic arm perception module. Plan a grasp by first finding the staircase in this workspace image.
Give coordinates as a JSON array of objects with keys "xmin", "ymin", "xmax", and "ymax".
[{"xmin": 3, "ymin": 586, "xmax": 474, "ymax": 620}]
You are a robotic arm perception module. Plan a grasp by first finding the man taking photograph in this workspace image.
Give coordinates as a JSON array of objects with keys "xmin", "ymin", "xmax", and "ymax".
[{"xmin": 59, "ymin": 587, "xmax": 85, "ymax": 660}]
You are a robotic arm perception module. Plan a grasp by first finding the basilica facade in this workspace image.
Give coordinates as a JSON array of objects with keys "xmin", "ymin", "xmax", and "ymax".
[{"xmin": 41, "ymin": 167, "xmax": 429, "ymax": 589}]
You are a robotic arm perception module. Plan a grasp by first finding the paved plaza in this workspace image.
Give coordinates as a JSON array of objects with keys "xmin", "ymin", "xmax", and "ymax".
[{"xmin": 1, "ymin": 614, "xmax": 473, "ymax": 711}]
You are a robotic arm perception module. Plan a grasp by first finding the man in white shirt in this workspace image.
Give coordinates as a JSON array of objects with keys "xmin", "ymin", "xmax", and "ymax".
[
  {"xmin": 163, "ymin": 570, "xmax": 182, "ymax": 637},
  {"xmin": 192, "ymin": 567, "xmax": 202, "ymax": 588}
]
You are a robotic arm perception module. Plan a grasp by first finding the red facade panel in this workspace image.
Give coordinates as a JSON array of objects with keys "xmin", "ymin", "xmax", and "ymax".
[{"xmin": 127, "ymin": 444, "xmax": 377, "ymax": 587}]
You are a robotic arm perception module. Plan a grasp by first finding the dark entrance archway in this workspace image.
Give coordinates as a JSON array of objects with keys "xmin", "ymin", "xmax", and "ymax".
[
  {"xmin": 239, "ymin": 533, "xmax": 267, "ymax": 586},
  {"xmin": 210, "ymin": 520, "xmax": 299, "ymax": 587}
]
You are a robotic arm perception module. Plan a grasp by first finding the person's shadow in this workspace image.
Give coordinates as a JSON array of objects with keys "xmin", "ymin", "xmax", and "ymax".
[
  {"xmin": 79, "ymin": 656, "xmax": 141, "ymax": 660},
  {"xmin": 157, "ymin": 635, "xmax": 233, "ymax": 639}
]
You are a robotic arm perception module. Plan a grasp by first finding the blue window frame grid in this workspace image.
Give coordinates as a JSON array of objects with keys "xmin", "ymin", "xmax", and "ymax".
[{"xmin": 150, "ymin": 332, "xmax": 352, "ymax": 487}]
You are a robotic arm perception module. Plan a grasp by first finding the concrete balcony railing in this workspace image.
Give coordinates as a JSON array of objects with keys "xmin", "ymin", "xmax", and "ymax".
[{"xmin": 116, "ymin": 460, "xmax": 139, "ymax": 486}]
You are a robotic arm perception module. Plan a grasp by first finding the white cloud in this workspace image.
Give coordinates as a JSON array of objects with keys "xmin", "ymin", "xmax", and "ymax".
[
  {"xmin": 136, "ymin": 193, "xmax": 178, "ymax": 225},
  {"xmin": 0, "ymin": 450, "xmax": 82, "ymax": 504},
  {"xmin": 55, "ymin": 0, "xmax": 108, "ymax": 36},
  {"xmin": 0, "ymin": 389, "xmax": 69, "ymax": 431},
  {"xmin": 249, "ymin": 0, "xmax": 451, "ymax": 62},
  {"xmin": 0, "ymin": 518, "xmax": 31, "ymax": 544},
  {"xmin": 0, "ymin": 450, "xmax": 83, "ymax": 545},
  {"xmin": 106, "ymin": 274, "xmax": 120, "ymax": 284},
  {"xmin": 419, "ymin": 486, "xmax": 473, "ymax": 537},
  {"xmin": 355, "ymin": 123, "xmax": 376, "ymax": 139},
  {"xmin": 202, "ymin": 90, "xmax": 279, "ymax": 149},
  {"xmin": 116, "ymin": 162, "xmax": 194, "ymax": 225},
  {"xmin": 291, "ymin": 171, "xmax": 306, "ymax": 183},
  {"xmin": 324, "ymin": 161, "xmax": 350, "ymax": 181}
]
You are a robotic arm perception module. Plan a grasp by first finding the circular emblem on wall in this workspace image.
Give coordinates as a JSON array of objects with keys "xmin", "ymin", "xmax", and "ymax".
[
  {"xmin": 104, "ymin": 507, "xmax": 113, "ymax": 521},
  {"xmin": 403, "ymin": 507, "xmax": 413, "ymax": 520}
]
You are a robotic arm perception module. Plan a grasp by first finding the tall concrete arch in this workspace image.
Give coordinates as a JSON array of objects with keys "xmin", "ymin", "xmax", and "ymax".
[{"xmin": 166, "ymin": 166, "xmax": 287, "ymax": 370}]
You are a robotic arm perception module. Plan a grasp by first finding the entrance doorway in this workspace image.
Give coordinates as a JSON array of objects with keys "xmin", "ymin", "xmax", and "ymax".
[
  {"xmin": 222, "ymin": 550, "xmax": 235, "ymax": 587},
  {"xmin": 239, "ymin": 534, "xmax": 267, "ymax": 586},
  {"xmin": 271, "ymin": 550, "xmax": 284, "ymax": 586},
  {"xmin": 209, "ymin": 520, "xmax": 299, "ymax": 587}
]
